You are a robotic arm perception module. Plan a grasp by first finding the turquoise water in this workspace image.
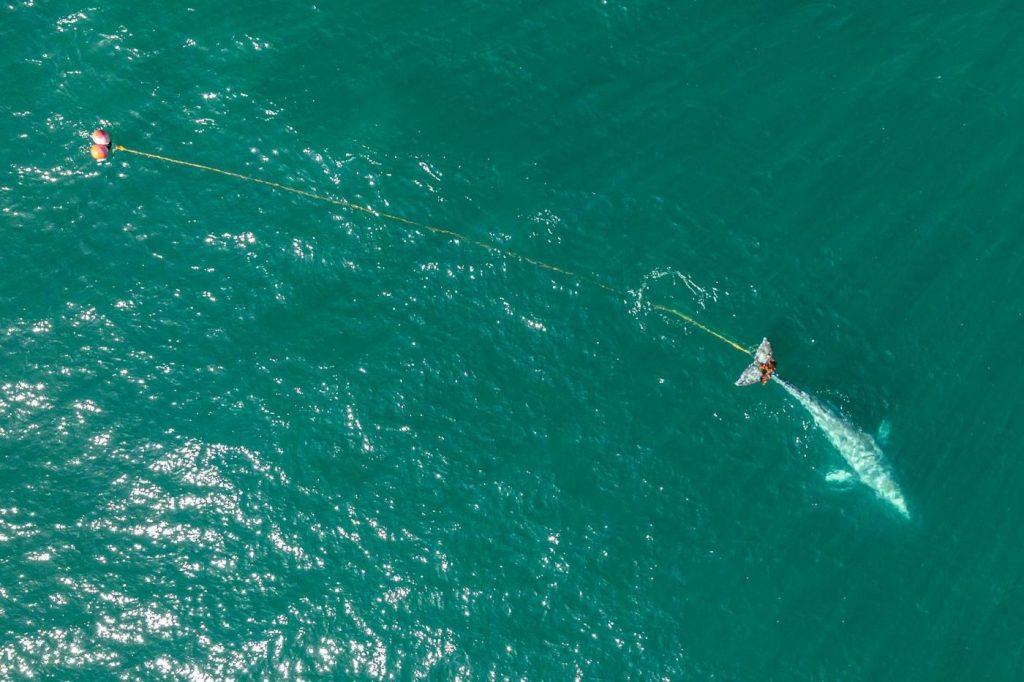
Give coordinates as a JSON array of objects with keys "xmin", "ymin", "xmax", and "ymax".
[{"xmin": 3, "ymin": 1, "xmax": 1024, "ymax": 678}]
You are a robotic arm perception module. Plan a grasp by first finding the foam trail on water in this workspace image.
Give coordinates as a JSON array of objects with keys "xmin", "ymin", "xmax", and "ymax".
[{"xmin": 773, "ymin": 375, "xmax": 909, "ymax": 518}]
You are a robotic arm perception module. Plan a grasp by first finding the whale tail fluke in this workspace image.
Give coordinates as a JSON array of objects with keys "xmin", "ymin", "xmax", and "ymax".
[{"xmin": 735, "ymin": 338, "xmax": 776, "ymax": 386}]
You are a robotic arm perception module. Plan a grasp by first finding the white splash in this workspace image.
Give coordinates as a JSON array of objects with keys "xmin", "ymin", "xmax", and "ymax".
[{"xmin": 774, "ymin": 375, "xmax": 909, "ymax": 518}]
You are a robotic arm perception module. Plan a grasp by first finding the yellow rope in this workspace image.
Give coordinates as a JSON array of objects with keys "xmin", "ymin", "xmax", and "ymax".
[{"xmin": 113, "ymin": 144, "xmax": 753, "ymax": 358}]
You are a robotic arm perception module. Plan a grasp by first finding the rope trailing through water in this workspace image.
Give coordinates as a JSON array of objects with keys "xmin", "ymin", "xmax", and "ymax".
[{"xmin": 113, "ymin": 144, "xmax": 753, "ymax": 358}]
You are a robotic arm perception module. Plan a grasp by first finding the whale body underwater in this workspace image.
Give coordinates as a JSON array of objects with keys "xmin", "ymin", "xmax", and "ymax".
[
  {"xmin": 773, "ymin": 375, "xmax": 909, "ymax": 518},
  {"xmin": 734, "ymin": 338, "xmax": 908, "ymax": 518}
]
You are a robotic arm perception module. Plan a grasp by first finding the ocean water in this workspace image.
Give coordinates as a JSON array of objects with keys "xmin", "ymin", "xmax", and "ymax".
[{"xmin": 3, "ymin": 1, "xmax": 1024, "ymax": 679}]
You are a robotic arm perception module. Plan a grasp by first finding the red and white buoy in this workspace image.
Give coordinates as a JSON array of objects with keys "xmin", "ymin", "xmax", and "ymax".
[{"xmin": 89, "ymin": 128, "xmax": 112, "ymax": 161}]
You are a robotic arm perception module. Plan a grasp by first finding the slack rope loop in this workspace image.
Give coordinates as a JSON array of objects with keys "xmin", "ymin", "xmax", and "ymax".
[{"xmin": 113, "ymin": 144, "xmax": 753, "ymax": 358}]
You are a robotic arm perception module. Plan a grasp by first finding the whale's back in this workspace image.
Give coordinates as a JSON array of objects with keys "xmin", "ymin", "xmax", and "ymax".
[{"xmin": 773, "ymin": 376, "xmax": 909, "ymax": 517}]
